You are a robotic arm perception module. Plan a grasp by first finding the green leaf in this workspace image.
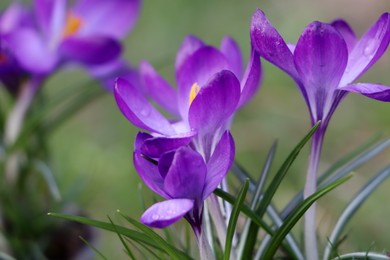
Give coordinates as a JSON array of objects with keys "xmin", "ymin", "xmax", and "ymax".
[
  {"xmin": 262, "ymin": 173, "xmax": 352, "ymax": 259},
  {"xmin": 241, "ymin": 121, "xmax": 320, "ymax": 258},
  {"xmin": 48, "ymin": 213, "xmax": 175, "ymax": 257},
  {"xmin": 323, "ymin": 165, "xmax": 390, "ymax": 260},
  {"xmin": 79, "ymin": 236, "xmax": 108, "ymax": 260},
  {"xmin": 107, "ymin": 216, "xmax": 135, "ymax": 259},
  {"xmin": 224, "ymin": 179, "xmax": 249, "ymax": 260},
  {"xmin": 117, "ymin": 211, "xmax": 192, "ymax": 260}
]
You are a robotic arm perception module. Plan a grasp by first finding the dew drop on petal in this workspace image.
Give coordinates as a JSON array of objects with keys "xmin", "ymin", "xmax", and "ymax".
[{"xmin": 152, "ymin": 214, "xmax": 160, "ymax": 220}]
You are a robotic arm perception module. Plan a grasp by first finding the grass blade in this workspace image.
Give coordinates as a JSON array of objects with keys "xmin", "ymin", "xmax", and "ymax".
[
  {"xmin": 117, "ymin": 210, "xmax": 192, "ymax": 260},
  {"xmin": 48, "ymin": 213, "xmax": 168, "ymax": 254},
  {"xmin": 323, "ymin": 165, "xmax": 390, "ymax": 260},
  {"xmin": 241, "ymin": 121, "xmax": 320, "ymax": 258},
  {"xmin": 224, "ymin": 179, "xmax": 249, "ymax": 260},
  {"xmin": 107, "ymin": 216, "xmax": 135, "ymax": 259},
  {"xmin": 332, "ymin": 252, "xmax": 390, "ymax": 259},
  {"xmin": 262, "ymin": 174, "xmax": 352, "ymax": 259},
  {"xmin": 79, "ymin": 236, "xmax": 108, "ymax": 260}
]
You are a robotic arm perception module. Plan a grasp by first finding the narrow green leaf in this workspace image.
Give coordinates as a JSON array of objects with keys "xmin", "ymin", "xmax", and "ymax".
[
  {"xmin": 323, "ymin": 165, "xmax": 390, "ymax": 260},
  {"xmin": 332, "ymin": 252, "xmax": 390, "ymax": 260},
  {"xmin": 224, "ymin": 179, "xmax": 249, "ymax": 260},
  {"xmin": 107, "ymin": 216, "xmax": 135, "ymax": 259},
  {"xmin": 262, "ymin": 174, "xmax": 352, "ymax": 259},
  {"xmin": 241, "ymin": 121, "xmax": 320, "ymax": 258},
  {"xmin": 79, "ymin": 236, "xmax": 108, "ymax": 260},
  {"xmin": 48, "ymin": 213, "xmax": 164, "ymax": 252},
  {"xmin": 118, "ymin": 211, "xmax": 192, "ymax": 260}
]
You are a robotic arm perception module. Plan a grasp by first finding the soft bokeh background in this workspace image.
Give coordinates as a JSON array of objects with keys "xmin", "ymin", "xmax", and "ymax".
[{"xmin": 1, "ymin": 0, "xmax": 390, "ymax": 257}]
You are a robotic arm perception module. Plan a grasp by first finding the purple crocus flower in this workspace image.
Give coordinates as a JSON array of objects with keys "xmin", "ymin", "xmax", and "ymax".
[
  {"xmin": 250, "ymin": 9, "xmax": 389, "ymax": 259},
  {"xmin": 135, "ymin": 130, "xmax": 234, "ymax": 231},
  {"xmin": 115, "ymin": 35, "xmax": 261, "ymax": 161},
  {"xmin": 114, "ymin": 36, "xmax": 261, "ymax": 253},
  {"xmin": 3, "ymin": 0, "xmax": 140, "ymax": 75},
  {"xmin": 0, "ymin": 3, "xmax": 32, "ymax": 94}
]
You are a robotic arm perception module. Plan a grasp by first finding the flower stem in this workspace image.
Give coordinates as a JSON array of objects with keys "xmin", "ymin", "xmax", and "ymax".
[
  {"xmin": 4, "ymin": 77, "xmax": 42, "ymax": 184},
  {"xmin": 194, "ymin": 224, "xmax": 215, "ymax": 260},
  {"xmin": 303, "ymin": 129, "xmax": 325, "ymax": 260}
]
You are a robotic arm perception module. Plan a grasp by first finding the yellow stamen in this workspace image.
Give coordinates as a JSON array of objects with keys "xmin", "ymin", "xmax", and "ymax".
[
  {"xmin": 189, "ymin": 83, "xmax": 200, "ymax": 105},
  {"xmin": 62, "ymin": 12, "xmax": 83, "ymax": 37}
]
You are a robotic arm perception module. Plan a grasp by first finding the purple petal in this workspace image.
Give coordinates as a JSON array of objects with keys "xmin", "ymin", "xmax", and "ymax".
[
  {"xmin": 238, "ymin": 47, "xmax": 262, "ymax": 108},
  {"xmin": 134, "ymin": 132, "xmax": 153, "ymax": 152},
  {"xmin": 140, "ymin": 199, "xmax": 194, "ymax": 228},
  {"xmin": 340, "ymin": 83, "xmax": 390, "ymax": 102},
  {"xmin": 175, "ymin": 35, "xmax": 205, "ymax": 72},
  {"xmin": 189, "ymin": 70, "xmax": 240, "ymax": 134},
  {"xmin": 176, "ymin": 46, "xmax": 229, "ymax": 120},
  {"xmin": 331, "ymin": 19, "xmax": 357, "ymax": 52},
  {"xmin": 250, "ymin": 9, "xmax": 299, "ymax": 80},
  {"xmin": 158, "ymin": 151, "xmax": 175, "ymax": 179},
  {"xmin": 114, "ymin": 78, "xmax": 176, "ymax": 135},
  {"xmin": 134, "ymin": 150, "xmax": 168, "ymax": 198},
  {"xmin": 72, "ymin": 0, "xmax": 140, "ymax": 38},
  {"xmin": 4, "ymin": 28, "xmax": 58, "ymax": 74},
  {"xmin": 294, "ymin": 21, "xmax": 348, "ymax": 120},
  {"xmin": 34, "ymin": 0, "xmax": 66, "ymax": 41},
  {"xmin": 340, "ymin": 13, "xmax": 390, "ymax": 86},
  {"xmin": 0, "ymin": 3, "xmax": 33, "ymax": 33},
  {"xmin": 141, "ymin": 131, "xmax": 197, "ymax": 158},
  {"xmin": 203, "ymin": 131, "xmax": 235, "ymax": 200},
  {"xmin": 60, "ymin": 36, "xmax": 121, "ymax": 65},
  {"xmin": 140, "ymin": 61, "xmax": 179, "ymax": 115},
  {"xmin": 163, "ymin": 147, "xmax": 207, "ymax": 200},
  {"xmin": 220, "ymin": 36, "xmax": 243, "ymax": 79}
]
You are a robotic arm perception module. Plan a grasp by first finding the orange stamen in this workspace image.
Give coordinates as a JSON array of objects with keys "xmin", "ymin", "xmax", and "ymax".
[
  {"xmin": 189, "ymin": 83, "xmax": 201, "ymax": 105},
  {"xmin": 62, "ymin": 12, "xmax": 83, "ymax": 37}
]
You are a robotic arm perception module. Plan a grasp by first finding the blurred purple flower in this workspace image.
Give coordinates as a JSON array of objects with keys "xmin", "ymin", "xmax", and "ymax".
[
  {"xmin": 0, "ymin": 3, "xmax": 31, "ymax": 94},
  {"xmin": 250, "ymin": 9, "xmax": 390, "ymax": 127},
  {"xmin": 3, "ymin": 0, "xmax": 140, "ymax": 75}
]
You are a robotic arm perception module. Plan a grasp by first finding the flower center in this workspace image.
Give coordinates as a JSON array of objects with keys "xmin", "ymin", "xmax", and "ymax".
[
  {"xmin": 189, "ymin": 83, "xmax": 200, "ymax": 105},
  {"xmin": 62, "ymin": 12, "xmax": 83, "ymax": 37}
]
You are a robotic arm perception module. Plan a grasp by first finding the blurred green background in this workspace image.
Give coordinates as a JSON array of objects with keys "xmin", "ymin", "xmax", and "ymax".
[{"xmin": 2, "ymin": 0, "xmax": 390, "ymax": 258}]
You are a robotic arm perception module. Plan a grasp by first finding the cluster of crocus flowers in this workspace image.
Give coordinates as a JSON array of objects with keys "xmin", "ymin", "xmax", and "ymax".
[
  {"xmin": 114, "ymin": 35, "xmax": 262, "ymax": 245},
  {"xmin": 250, "ymin": 9, "xmax": 389, "ymax": 259}
]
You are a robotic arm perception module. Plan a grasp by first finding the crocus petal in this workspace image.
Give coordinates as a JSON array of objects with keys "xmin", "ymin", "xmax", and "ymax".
[
  {"xmin": 73, "ymin": 0, "xmax": 140, "ymax": 38},
  {"xmin": 250, "ymin": 9, "xmax": 299, "ymax": 80},
  {"xmin": 134, "ymin": 150, "xmax": 168, "ymax": 198},
  {"xmin": 140, "ymin": 199, "xmax": 194, "ymax": 228},
  {"xmin": 331, "ymin": 19, "xmax": 357, "ymax": 52},
  {"xmin": 177, "ymin": 46, "xmax": 229, "ymax": 119},
  {"xmin": 141, "ymin": 131, "xmax": 197, "ymax": 158},
  {"xmin": 0, "ymin": 3, "xmax": 32, "ymax": 33},
  {"xmin": 134, "ymin": 132, "xmax": 153, "ymax": 152},
  {"xmin": 238, "ymin": 48, "xmax": 262, "ymax": 108},
  {"xmin": 34, "ymin": 0, "xmax": 66, "ymax": 41},
  {"xmin": 220, "ymin": 36, "xmax": 243, "ymax": 79},
  {"xmin": 294, "ymin": 21, "xmax": 348, "ymax": 120},
  {"xmin": 4, "ymin": 28, "xmax": 58, "ymax": 74},
  {"xmin": 164, "ymin": 147, "xmax": 207, "ymax": 200},
  {"xmin": 140, "ymin": 61, "xmax": 179, "ymax": 115},
  {"xmin": 202, "ymin": 131, "xmax": 235, "ymax": 200},
  {"xmin": 175, "ymin": 35, "xmax": 205, "ymax": 72},
  {"xmin": 340, "ymin": 83, "xmax": 390, "ymax": 102},
  {"xmin": 60, "ymin": 36, "xmax": 121, "ymax": 65},
  {"xmin": 189, "ymin": 70, "xmax": 240, "ymax": 134},
  {"xmin": 114, "ymin": 78, "xmax": 176, "ymax": 135},
  {"xmin": 340, "ymin": 13, "xmax": 390, "ymax": 86}
]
